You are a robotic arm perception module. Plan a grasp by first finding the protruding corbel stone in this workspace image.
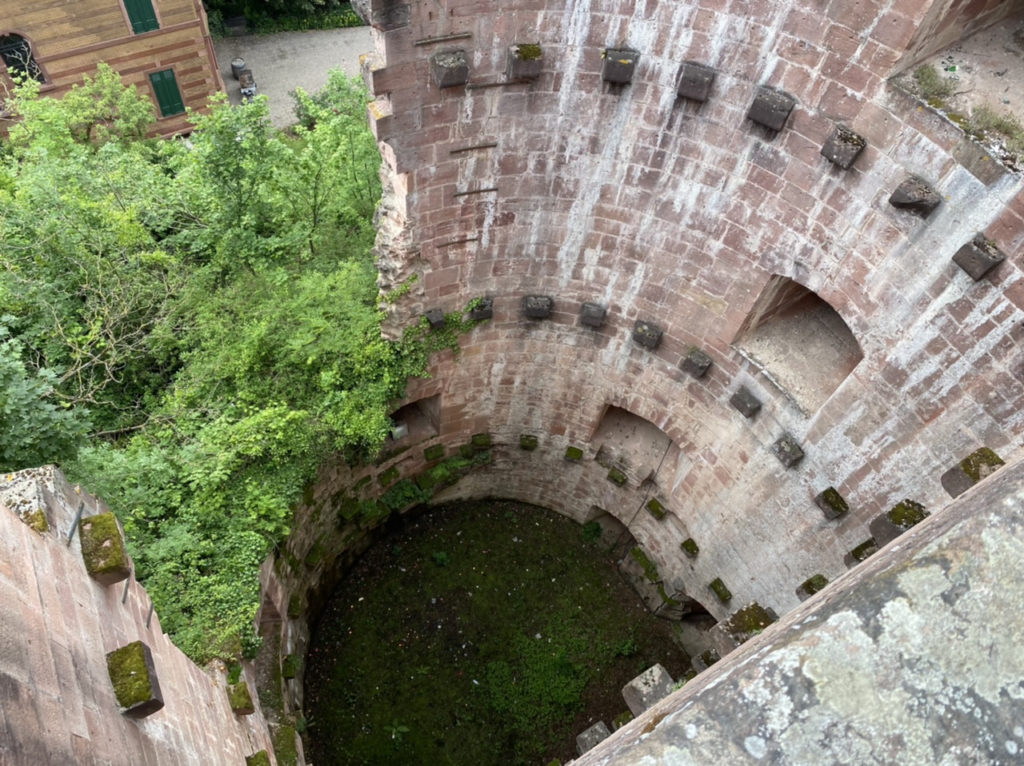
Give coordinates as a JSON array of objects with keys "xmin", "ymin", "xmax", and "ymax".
[
  {"xmin": 522, "ymin": 295, "xmax": 553, "ymax": 319},
  {"xmin": 692, "ymin": 647, "xmax": 720, "ymax": 672},
  {"xmin": 747, "ymin": 86, "xmax": 796, "ymax": 131},
  {"xmin": 228, "ymin": 681, "xmax": 255, "ymax": 715},
  {"xmin": 106, "ymin": 641, "xmax": 164, "ymax": 717},
  {"xmin": 603, "ymin": 48, "xmax": 639, "ymax": 84},
  {"xmin": 709, "ymin": 577, "xmax": 732, "ymax": 603},
  {"xmin": 771, "ymin": 434, "xmax": 804, "ymax": 468},
  {"xmin": 431, "ymin": 49, "xmax": 469, "ymax": 88},
  {"xmin": 869, "ymin": 499, "xmax": 929, "ymax": 546},
  {"xmin": 645, "ymin": 497, "xmax": 667, "ymax": 520},
  {"xmin": 888, "ymin": 176, "xmax": 941, "ymax": 217},
  {"xmin": 715, "ymin": 602, "xmax": 778, "ymax": 650},
  {"xmin": 953, "ymin": 233, "xmax": 1005, "ymax": 280},
  {"xmin": 680, "ymin": 538, "xmax": 699, "ymax": 558},
  {"xmin": 80, "ymin": 512, "xmax": 131, "ymax": 585},
  {"xmin": 632, "ymin": 320, "xmax": 663, "ymax": 349},
  {"xmin": 468, "ymin": 296, "xmax": 493, "ymax": 320},
  {"xmin": 681, "ymin": 348, "xmax": 713, "ymax": 378},
  {"xmin": 941, "ymin": 447, "xmax": 1004, "ymax": 498},
  {"xmin": 796, "ymin": 575, "xmax": 828, "ymax": 601},
  {"xmin": 519, "ymin": 434, "xmax": 538, "ymax": 451},
  {"xmin": 579, "ymin": 301, "xmax": 607, "ymax": 328},
  {"xmin": 820, "ymin": 125, "xmax": 866, "ymax": 169},
  {"xmin": 577, "ymin": 721, "xmax": 612, "ymax": 755},
  {"xmin": 730, "ymin": 386, "xmax": 762, "ymax": 418},
  {"xmin": 621, "ymin": 664, "xmax": 675, "ymax": 717},
  {"xmin": 507, "ymin": 43, "xmax": 543, "ymax": 81},
  {"xmin": 814, "ymin": 487, "xmax": 849, "ymax": 519},
  {"xmin": 676, "ymin": 60, "xmax": 716, "ymax": 102},
  {"xmin": 425, "ymin": 308, "xmax": 445, "ymax": 330}
]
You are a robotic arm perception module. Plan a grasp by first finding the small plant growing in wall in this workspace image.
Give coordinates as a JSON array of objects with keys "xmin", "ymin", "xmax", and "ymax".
[{"xmin": 507, "ymin": 43, "xmax": 543, "ymax": 80}]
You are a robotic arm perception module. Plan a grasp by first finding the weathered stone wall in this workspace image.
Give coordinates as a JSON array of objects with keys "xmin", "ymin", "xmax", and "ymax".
[
  {"xmin": 0, "ymin": 467, "xmax": 277, "ymax": 766},
  {"xmin": 573, "ymin": 450, "xmax": 1024, "ymax": 765},
  {"xmin": 288, "ymin": 0, "xmax": 1024, "ymax": 620}
]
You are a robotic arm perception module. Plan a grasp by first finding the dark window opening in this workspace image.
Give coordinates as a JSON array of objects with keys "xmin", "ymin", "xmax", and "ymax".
[
  {"xmin": 387, "ymin": 395, "xmax": 441, "ymax": 444},
  {"xmin": 0, "ymin": 34, "xmax": 44, "ymax": 83}
]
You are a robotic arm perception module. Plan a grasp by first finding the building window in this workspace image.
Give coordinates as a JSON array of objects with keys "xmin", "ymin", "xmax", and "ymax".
[
  {"xmin": 149, "ymin": 69, "xmax": 184, "ymax": 117},
  {"xmin": 0, "ymin": 34, "xmax": 44, "ymax": 82},
  {"xmin": 124, "ymin": 0, "xmax": 160, "ymax": 34}
]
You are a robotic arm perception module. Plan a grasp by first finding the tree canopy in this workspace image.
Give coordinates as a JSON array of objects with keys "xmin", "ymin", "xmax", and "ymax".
[{"xmin": 0, "ymin": 65, "xmax": 434, "ymax": 661}]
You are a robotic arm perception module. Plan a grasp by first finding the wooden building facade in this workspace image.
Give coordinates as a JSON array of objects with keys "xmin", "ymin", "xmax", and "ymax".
[{"xmin": 0, "ymin": 0, "xmax": 223, "ymax": 135}]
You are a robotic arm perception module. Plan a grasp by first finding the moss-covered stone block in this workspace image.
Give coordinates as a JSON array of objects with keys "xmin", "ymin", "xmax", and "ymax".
[
  {"xmin": 80, "ymin": 512, "xmax": 131, "ymax": 585},
  {"xmin": 377, "ymin": 465, "xmax": 400, "ymax": 488},
  {"xmin": 607, "ymin": 467, "xmax": 628, "ymax": 486},
  {"xmin": 888, "ymin": 499, "xmax": 928, "ymax": 529},
  {"xmin": 431, "ymin": 49, "xmax": 469, "ymax": 88},
  {"xmin": 21, "ymin": 508, "xmax": 49, "ymax": 534},
  {"xmin": 814, "ymin": 487, "xmax": 849, "ymax": 519},
  {"xmin": 519, "ymin": 434, "xmax": 539, "ymax": 451},
  {"xmin": 287, "ymin": 592, "xmax": 304, "ymax": 619},
  {"xmin": 565, "ymin": 445, "xmax": 583, "ymax": 461},
  {"xmin": 281, "ymin": 654, "xmax": 300, "ymax": 679},
  {"xmin": 680, "ymin": 538, "xmax": 699, "ymax": 558},
  {"xmin": 709, "ymin": 577, "xmax": 732, "ymax": 604},
  {"xmin": 960, "ymin": 447, "xmax": 1004, "ymax": 481},
  {"xmin": 724, "ymin": 602, "xmax": 778, "ymax": 644},
  {"xmin": 423, "ymin": 444, "xmax": 445, "ymax": 462},
  {"xmin": 106, "ymin": 641, "xmax": 163, "ymax": 717},
  {"xmin": 273, "ymin": 723, "xmax": 299, "ymax": 766},
  {"xmin": 796, "ymin": 574, "xmax": 829, "ymax": 601},
  {"xmin": 245, "ymin": 751, "xmax": 272, "ymax": 766},
  {"xmin": 847, "ymin": 538, "xmax": 878, "ymax": 566},
  {"xmin": 612, "ymin": 710, "xmax": 634, "ymax": 730},
  {"xmin": 645, "ymin": 497, "xmax": 666, "ymax": 520},
  {"xmin": 507, "ymin": 43, "xmax": 543, "ymax": 80},
  {"xmin": 693, "ymin": 647, "xmax": 720, "ymax": 672},
  {"xmin": 458, "ymin": 443, "xmax": 475, "ymax": 459},
  {"xmin": 471, "ymin": 432, "xmax": 492, "ymax": 449},
  {"xmin": 228, "ymin": 680, "xmax": 255, "ymax": 715}
]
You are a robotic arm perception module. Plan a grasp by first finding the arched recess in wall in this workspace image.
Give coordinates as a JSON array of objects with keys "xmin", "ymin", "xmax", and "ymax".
[
  {"xmin": 0, "ymin": 33, "xmax": 45, "ymax": 83},
  {"xmin": 732, "ymin": 275, "xmax": 863, "ymax": 414}
]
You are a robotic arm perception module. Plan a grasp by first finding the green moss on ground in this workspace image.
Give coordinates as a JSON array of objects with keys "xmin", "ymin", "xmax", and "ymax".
[
  {"xmin": 304, "ymin": 500, "xmax": 689, "ymax": 766},
  {"xmin": 106, "ymin": 641, "xmax": 155, "ymax": 708}
]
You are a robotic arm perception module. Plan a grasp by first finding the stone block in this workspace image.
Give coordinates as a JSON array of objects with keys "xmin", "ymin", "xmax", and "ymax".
[
  {"xmin": 431, "ymin": 50, "xmax": 469, "ymax": 88},
  {"xmin": 579, "ymin": 301, "xmax": 607, "ymax": 328},
  {"xmin": 888, "ymin": 176, "xmax": 941, "ymax": 217},
  {"xmin": 645, "ymin": 497, "xmax": 667, "ymax": 520},
  {"xmin": 468, "ymin": 296, "xmax": 493, "ymax": 321},
  {"xmin": 747, "ymin": 86, "xmax": 796, "ymax": 131},
  {"xmin": 565, "ymin": 446, "xmax": 583, "ymax": 461},
  {"xmin": 603, "ymin": 48, "xmax": 639, "ymax": 84},
  {"xmin": 228, "ymin": 681, "xmax": 255, "ymax": 715},
  {"xmin": 519, "ymin": 434, "xmax": 538, "ymax": 451},
  {"xmin": 692, "ymin": 647, "xmax": 719, "ymax": 672},
  {"xmin": 814, "ymin": 487, "xmax": 849, "ymax": 519},
  {"xmin": 796, "ymin": 575, "xmax": 828, "ymax": 601},
  {"xmin": 676, "ymin": 61, "xmax": 716, "ymax": 102},
  {"xmin": 80, "ymin": 512, "xmax": 131, "ymax": 586},
  {"xmin": 621, "ymin": 664, "xmax": 675, "ymax": 716},
  {"xmin": 870, "ymin": 499, "xmax": 929, "ymax": 546},
  {"xmin": 681, "ymin": 348, "xmax": 713, "ymax": 378},
  {"xmin": 953, "ymin": 233, "xmax": 1005, "ymax": 280},
  {"xmin": 522, "ymin": 295, "xmax": 554, "ymax": 319},
  {"xmin": 820, "ymin": 125, "xmax": 866, "ymax": 169},
  {"xmin": 612, "ymin": 710, "xmax": 634, "ymax": 730},
  {"xmin": 471, "ymin": 432, "xmax": 492, "ymax": 449},
  {"xmin": 771, "ymin": 434, "xmax": 805, "ymax": 468},
  {"xmin": 680, "ymin": 538, "xmax": 699, "ymax": 558},
  {"xmin": 425, "ymin": 308, "xmax": 446, "ymax": 330},
  {"xmin": 282, "ymin": 654, "xmax": 300, "ymax": 679},
  {"xmin": 507, "ymin": 43, "xmax": 543, "ymax": 81},
  {"xmin": 729, "ymin": 386, "xmax": 762, "ymax": 418},
  {"xmin": 607, "ymin": 467, "xmax": 628, "ymax": 486},
  {"xmin": 423, "ymin": 444, "xmax": 445, "ymax": 461},
  {"xmin": 940, "ymin": 465, "xmax": 975, "ymax": 499},
  {"xmin": 845, "ymin": 538, "xmax": 878, "ymax": 567},
  {"xmin": 245, "ymin": 753, "xmax": 271, "ymax": 766},
  {"xmin": 721, "ymin": 602, "xmax": 778, "ymax": 645},
  {"xmin": 632, "ymin": 320, "xmax": 663, "ymax": 350},
  {"xmin": 576, "ymin": 721, "xmax": 612, "ymax": 755},
  {"xmin": 709, "ymin": 577, "xmax": 732, "ymax": 603},
  {"xmin": 106, "ymin": 641, "xmax": 164, "ymax": 718}
]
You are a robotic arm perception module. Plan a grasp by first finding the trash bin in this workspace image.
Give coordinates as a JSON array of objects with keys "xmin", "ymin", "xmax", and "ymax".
[{"xmin": 230, "ymin": 57, "xmax": 246, "ymax": 80}]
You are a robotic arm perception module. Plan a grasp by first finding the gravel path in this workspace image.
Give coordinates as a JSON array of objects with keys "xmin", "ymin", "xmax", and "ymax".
[{"xmin": 213, "ymin": 27, "xmax": 373, "ymax": 128}]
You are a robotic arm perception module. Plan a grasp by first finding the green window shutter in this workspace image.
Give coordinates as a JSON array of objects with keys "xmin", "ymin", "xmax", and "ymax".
[
  {"xmin": 149, "ymin": 69, "xmax": 185, "ymax": 117},
  {"xmin": 124, "ymin": 0, "xmax": 159, "ymax": 33}
]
